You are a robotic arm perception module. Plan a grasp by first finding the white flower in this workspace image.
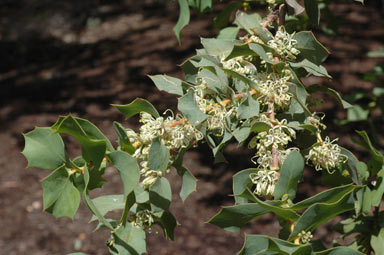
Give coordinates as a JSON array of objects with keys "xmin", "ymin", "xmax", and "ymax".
[
  {"xmin": 163, "ymin": 115, "xmax": 203, "ymax": 150},
  {"xmin": 221, "ymin": 56, "xmax": 256, "ymax": 76},
  {"xmin": 306, "ymin": 136, "xmax": 347, "ymax": 173},
  {"xmin": 297, "ymin": 230, "xmax": 313, "ymax": 244},
  {"xmin": 250, "ymin": 169, "xmax": 279, "ymax": 197},
  {"xmin": 268, "ymin": 28, "xmax": 300, "ymax": 60},
  {"xmin": 139, "ymin": 112, "xmax": 164, "ymax": 143},
  {"xmin": 194, "ymin": 86, "xmax": 234, "ymax": 135},
  {"xmin": 253, "ymin": 72, "xmax": 292, "ymax": 108},
  {"xmin": 133, "ymin": 209, "xmax": 155, "ymax": 232}
]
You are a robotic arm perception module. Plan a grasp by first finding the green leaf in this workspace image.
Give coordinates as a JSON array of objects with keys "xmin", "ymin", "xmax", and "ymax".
[
  {"xmin": 307, "ymin": 84, "xmax": 352, "ymax": 109},
  {"xmin": 290, "ymin": 59, "xmax": 331, "ymax": 78},
  {"xmin": 372, "ymin": 169, "xmax": 384, "ymax": 207},
  {"xmin": 340, "ymin": 147, "xmax": 360, "ymax": 185},
  {"xmin": 208, "ymin": 203, "xmax": 273, "ymax": 232},
  {"xmin": 148, "ymin": 137, "xmax": 170, "ymax": 172},
  {"xmin": 149, "ymin": 74, "xmax": 189, "ymax": 96},
  {"xmin": 233, "ymin": 124, "xmax": 251, "ymax": 144},
  {"xmin": 149, "ymin": 177, "xmax": 172, "ymax": 211},
  {"xmin": 249, "ymin": 43, "xmax": 278, "ymax": 64},
  {"xmin": 233, "ymin": 168, "xmax": 257, "ymax": 204},
  {"xmin": 234, "ymin": 11, "xmax": 271, "ymax": 42},
  {"xmin": 82, "ymin": 167, "xmax": 114, "ymax": 230},
  {"xmin": 109, "ymin": 223, "xmax": 147, "ymax": 255},
  {"xmin": 371, "ymin": 228, "xmax": 384, "ymax": 255},
  {"xmin": 315, "ymin": 247, "xmax": 364, "ymax": 255},
  {"xmin": 355, "ymin": 130, "xmax": 384, "ymax": 164},
  {"xmin": 113, "ymin": 122, "xmax": 136, "ymax": 154},
  {"xmin": 290, "ymin": 184, "xmax": 360, "ymax": 210},
  {"xmin": 159, "ymin": 211, "xmax": 178, "ymax": 240},
  {"xmin": 177, "ymin": 165, "xmax": 197, "ymax": 201},
  {"xmin": 113, "ymin": 98, "xmax": 159, "ymax": 119},
  {"xmin": 274, "ymin": 151, "xmax": 305, "ymax": 200},
  {"xmin": 252, "ymin": 193, "xmax": 300, "ymax": 221},
  {"xmin": 305, "ymin": 0, "xmax": 320, "ymax": 25},
  {"xmin": 42, "ymin": 165, "xmax": 80, "ymax": 219},
  {"xmin": 238, "ymin": 235, "xmax": 312, "ymax": 255},
  {"xmin": 213, "ymin": 2, "xmax": 243, "ymax": 29},
  {"xmin": 173, "ymin": 0, "xmax": 190, "ymax": 43},
  {"xmin": 294, "ymin": 31, "xmax": 329, "ymax": 65},
  {"xmin": 198, "ymin": 67, "xmax": 228, "ymax": 93},
  {"xmin": 362, "ymin": 186, "xmax": 372, "ymax": 213},
  {"xmin": 178, "ymin": 89, "xmax": 208, "ymax": 125},
  {"xmin": 201, "ymin": 38, "xmax": 237, "ymax": 58},
  {"xmin": 188, "ymin": 0, "xmax": 212, "ymax": 13},
  {"xmin": 289, "ymin": 192, "xmax": 355, "ymax": 241},
  {"xmin": 217, "ymin": 27, "xmax": 240, "ymax": 40},
  {"xmin": 286, "ymin": 0, "xmax": 305, "ymax": 15},
  {"xmin": 347, "ymin": 105, "xmax": 369, "ymax": 122},
  {"xmin": 108, "ymin": 151, "xmax": 140, "ymax": 197},
  {"xmin": 251, "ymin": 121, "xmax": 272, "ymax": 133},
  {"xmin": 22, "ymin": 127, "xmax": 66, "ymax": 170},
  {"xmin": 90, "ymin": 195, "xmax": 125, "ymax": 222},
  {"xmin": 52, "ymin": 115, "xmax": 109, "ymax": 170}
]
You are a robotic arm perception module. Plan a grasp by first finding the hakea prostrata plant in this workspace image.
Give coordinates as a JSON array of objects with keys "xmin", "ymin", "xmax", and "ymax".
[{"xmin": 21, "ymin": 1, "xmax": 383, "ymax": 255}]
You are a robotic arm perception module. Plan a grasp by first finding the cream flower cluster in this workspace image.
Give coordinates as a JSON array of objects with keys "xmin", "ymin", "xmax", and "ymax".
[
  {"xmin": 221, "ymin": 56, "xmax": 256, "ymax": 76},
  {"xmin": 306, "ymin": 136, "xmax": 347, "ymax": 173},
  {"xmin": 132, "ymin": 209, "xmax": 155, "ymax": 232},
  {"xmin": 249, "ymin": 115, "xmax": 297, "ymax": 197},
  {"xmin": 297, "ymin": 230, "xmax": 313, "ymax": 244},
  {"xmin": 139, "ymin": 112, "xmax": 203, "ymax": 151},
  {"xmin": 127, "ymin": 112, "xmax": 203, "ymax": 189},
  {"xmin": 194, "ymin": 85, "xmax": 235, "ymax": 135},
  {"xmin": 268, "ymin": 28, "xmax": 300, "ymax": 60},
  {"xmin": 250, "ymin": 169, "xmax": 279, "ymax": 196},
  {"xmin": 253, "ymin": 72, "xmax": 292, "ymax": 108}
]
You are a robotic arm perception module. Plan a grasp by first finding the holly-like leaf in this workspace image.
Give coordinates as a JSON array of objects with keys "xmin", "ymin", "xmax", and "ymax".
[
  {"xmin": 290, "ymin": 184, "xmax": 360, "ymax": 210},
  {"xmin": 52, "ymin": 115, "xmax": 110, "ymax": 170},
  {"xmin": 108, "ymin": 151, "xmax": 140, "ymax": 197},
  {"xmin": 238, "ymin": 234, "xmax": 312, "ymax": 255},
  {"xmin": 294, "ymin": 31, "xmax": 329, "ymax": 65},
  {"xmin": 315, "ymin": 247, "xmax": 364, "ymax": 255},
  {"xmin": 90, "ymin": 195, "xmax": 125, "ymax": 222},
  {"xmin": 234, "ymin": 11, "xmax": 272, "ymax": 42},
  {"xmin": 22, "ymin": 127, "xmax": 66, "ymax": 170},
  {"xmin": 42, "ymin": 165, "xmax": 80, "ymax": 219},
  {"xmin": 148, "ymin": 137, "xmax": 170, "ymax": 172},
  {"xmin": 109, "ymin": 223, "xmax": 147, "ymax": 255},
  {"xmin": 149, "ymin": 74, "xmax": 190, "ymax": 96},
  {"xmin": 176, "ymin": 165, "xmax": 197, "ymax": 201},
  {"xmin": 289, "ymin": 192, "xmax": 355, "ymax": 241},
  {"xmin": 213, "ymin": 2, "xmax": 243, "ymax": 29},
  {"xmin": 208, "ymin": 202, "xmax": 280, "ymax": 232},
  {"xmin": 178, "ymin": 89, "xmax": 208, "ymax": 125},
  {"xmin": 307, "ymin": 84, "xmax": 352, "ymax": 109},
  {"xmin": 304, "ymin": 0, "xmax": 320, "ymax": 25},
  {"xmin": 238, "ymin": 94, "xmax": 260, "ymax": 120},
  {"xmin": 274, "ymin": 151, "xmax": 305, "ymax": 200},
  {"xmin": 149, "ymin": 177, "xmax": 172, "ymax": 211},
  {"xmin": 201, "ymin": 38, "xmax": 237, "ymax": 58},
  {"xmin": 290, "ymin": 60, "xmax": 331, "ymax": 78},
  {"xmin": 113, "ymin": 98, "xmax": 159, "ymax": 119},
  {"xmin": 113, "ymin": 122, "xmax": 136, "ymax": 155},
  {"xmin": 158, "ymin": 211, "xmax": 178, "ymax": 240},
  {"xmin": 173, "ymin": 0, "xmax": 190, "ymax": 43},
  {"xmin": 217, "ymin": 27, "xmax": 240, "ymax": 40},
  {"xmin": 371, "ymin": 228, "xmax": 384, "ymax": 255},
  {"xmin": 233, "ymin": 168, "xmax": 257, "ymax": 204}
]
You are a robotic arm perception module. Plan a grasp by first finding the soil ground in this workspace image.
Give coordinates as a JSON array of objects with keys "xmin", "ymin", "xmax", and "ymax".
[{"xmin": 0, "ymin": 1, "xmax": 383, "ymax": 254}]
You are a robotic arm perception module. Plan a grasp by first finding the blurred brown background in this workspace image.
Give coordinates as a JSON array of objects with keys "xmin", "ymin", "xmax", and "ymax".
[{"xmin": 0, "ymin": 0, "xmax": 383, "ymax": 254}]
